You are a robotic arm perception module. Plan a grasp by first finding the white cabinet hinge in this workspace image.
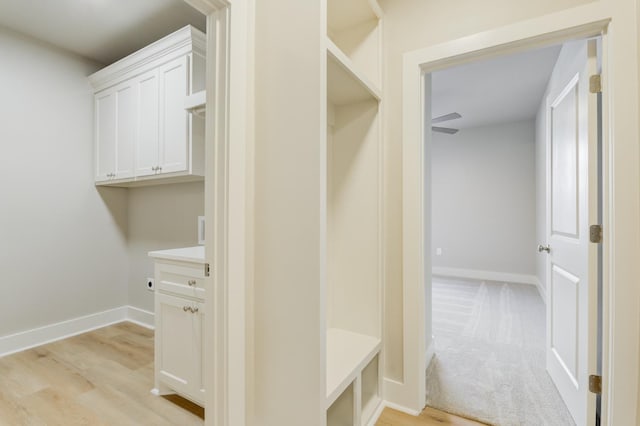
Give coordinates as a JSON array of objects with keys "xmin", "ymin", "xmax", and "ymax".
[{"xmin": 589, "ymin": 74, "xmax": 602, "ymax": 94}]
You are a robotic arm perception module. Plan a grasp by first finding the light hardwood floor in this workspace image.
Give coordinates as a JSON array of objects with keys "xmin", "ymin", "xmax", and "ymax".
[
  {"xmin": 0, "ymin": 322, "xmax": 203, "ymax": 425},
  {"xmin": 0, "ymin": 322, "xmax": 483, "ymax": 425},
  {"xmin": 377, "ymin": 406, "xmax": 488, "ymax": 426}
]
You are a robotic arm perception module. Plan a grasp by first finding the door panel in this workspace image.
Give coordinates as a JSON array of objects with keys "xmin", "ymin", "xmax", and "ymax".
[
  {"xmin": 95, "ymin": 91, "xmax": 116, "ymax": 181},
  {"xmin": 550, "ymin": 264, "xmax": 579, "ymax": 383},
  {"xmin": 545, "ymin": 39, "xmax": 598, "ymax": 426},
  {"xmin": 551, "ymin": 80, "xmax": 579, "ymax": 238},
  {"xmin": 136, "ymin": 70, "xmax": 159, "ymax": 177},
  {"xmin": 159, "ymin": 56, "xmax": 189, "ymax": 174},
  {"xmin": 115, "ymin": 83, "xmax": 136, "ymax": 179}
]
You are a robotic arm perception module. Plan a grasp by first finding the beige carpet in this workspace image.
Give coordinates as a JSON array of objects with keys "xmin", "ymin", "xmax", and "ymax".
[{"xmin": 425, "ymin": 276, "xmax": 575, "ymax": 426}]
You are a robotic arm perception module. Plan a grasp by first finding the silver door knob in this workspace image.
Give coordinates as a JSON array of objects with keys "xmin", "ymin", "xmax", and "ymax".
[{"xmin": 538, "ymin": 244, "xmax": 551, "ymax": 253}]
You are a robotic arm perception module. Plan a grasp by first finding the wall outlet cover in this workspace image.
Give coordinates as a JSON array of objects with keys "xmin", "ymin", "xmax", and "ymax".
[{"xmin": 146, "ymin": 278, "xmax": 155, "ymax": 291}]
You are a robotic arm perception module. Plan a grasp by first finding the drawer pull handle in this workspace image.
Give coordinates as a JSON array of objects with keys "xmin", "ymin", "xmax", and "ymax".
[{"xmin": 188, "ymin": 279, "xmax": 197, "ymax": 286}]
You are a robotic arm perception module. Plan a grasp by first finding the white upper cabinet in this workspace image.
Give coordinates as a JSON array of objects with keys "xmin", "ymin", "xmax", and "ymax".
[
  {"xmin": 158, "ymin": 56, "xmax": 189, "ymax": 175},
  {"xmin": 135, "ymin": 69, "xmax": 160, "ymax": 178},
  {"xmin": 95, "ymin": 91, "xmax": 116, "ymax": 182},
  {"xmin": 89, "ymin": 26, "xmax": 205, "ymax": 186},
  {"xmin": 95, "ymin": 80, "xmax": 136, "ymax": 182}
]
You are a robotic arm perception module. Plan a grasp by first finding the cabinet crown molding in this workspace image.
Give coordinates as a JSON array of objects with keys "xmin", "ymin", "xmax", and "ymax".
[{"xmin": 89, "ymin": 25, "xmax": 206, "ymax": 93}]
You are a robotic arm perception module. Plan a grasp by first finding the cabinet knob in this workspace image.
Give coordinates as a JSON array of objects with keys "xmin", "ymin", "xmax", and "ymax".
[
  {"xmin": 183, "ymin": 306, "xmax": 189, "ymax": 312},
  {"xmin": 188, "ymin": 279, "xmax": 196, "ymax": 286},
  {"xmin": 192, "ymin": 306, "xmax": 199, "ymax": 313}
]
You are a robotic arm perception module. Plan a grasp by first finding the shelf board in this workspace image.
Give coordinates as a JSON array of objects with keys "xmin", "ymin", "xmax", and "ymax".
[
  {"xmin": 327, "ymin": 39, "xmax": 381, "ymax": 106},
  {"xmin": 328, "ymin": 0, "xmax": 381, "ymax": 33},
  {"xmin": 326, "ymin": 328, "xmax": 380, "ymax": 408},
  {"xmin": 185, "ymin": 90, "xmax": 206, "ymax": 117}
]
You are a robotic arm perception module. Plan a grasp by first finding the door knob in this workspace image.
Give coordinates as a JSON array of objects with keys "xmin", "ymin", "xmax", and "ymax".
[{"xmin": 538, "ymin": 244, "xmax": 551, "ymax": 253}]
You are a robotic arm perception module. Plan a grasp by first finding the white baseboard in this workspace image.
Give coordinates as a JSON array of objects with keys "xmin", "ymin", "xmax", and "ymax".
[
  {"xmin": 0, "ymin": 305, "xmax": 155, "ymax": 358},
  {"xmin": 433, "ymin": 266, "xmax": 548, "ymax": 304},
  {"xmin": 382, "ymin": 400, "xmax": 422, "ymax": 416},
  {"xmin": 425, "ymin": 337, "xmax": 435, "ymax": 370},
  {"xmin": 432, "ymin": 266, "xmax": 538, "ymax": 286},
  {"xmin": 365, "ymin": 400, "xmax": 387, "ymax": 426},
  {"xmin": 127, "ymin": 306, "xmax": 155, "ymax": 329},
  {"xmin": 534, "ymin": 277, "xmax": 547, "ymax": 304}
]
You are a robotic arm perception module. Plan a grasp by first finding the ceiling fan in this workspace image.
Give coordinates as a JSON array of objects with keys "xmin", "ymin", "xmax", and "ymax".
[{"xmin": 432, "ymin": 112, "xmax": 462, "ymax": 134}]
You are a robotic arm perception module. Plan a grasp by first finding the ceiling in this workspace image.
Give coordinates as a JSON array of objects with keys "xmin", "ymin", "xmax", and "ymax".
[
  {"xmin": 0, "ymin": 0, "xmax": 206, "ymax": 65},
  {"xmin": 432, "ymin": 45, "xmax": 561, "ymax": 130}
]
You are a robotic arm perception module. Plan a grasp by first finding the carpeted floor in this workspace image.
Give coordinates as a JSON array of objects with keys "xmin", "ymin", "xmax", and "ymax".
[{"xmin": 425, "ymin": 276, "xmax": 575, "ymax": 426}]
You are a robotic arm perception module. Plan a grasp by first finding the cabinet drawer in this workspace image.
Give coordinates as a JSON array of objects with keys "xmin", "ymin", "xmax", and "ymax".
[{"xmin": 156, "ymin": 263, "xmax": 205, "ymax": 300}]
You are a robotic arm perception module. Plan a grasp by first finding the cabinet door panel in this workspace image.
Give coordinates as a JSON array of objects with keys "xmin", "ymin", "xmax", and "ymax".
[
  {"xmin": 115, "ymin": 83, "xmax": 136, "ymax": 179},
  {"xmin": 95, "ymin": 91, "xmax": 116, "ymax": 181},
  {"xmin": 156, "ymin": 292, "xmax": 203, "ymax": 403},
  {"xmin": 136, "ymin": 70, "xmax": 159, "ymax": 177},
  {"xmin": 159, "ymin": 56, "xmax": 189, "ymax": 174}
]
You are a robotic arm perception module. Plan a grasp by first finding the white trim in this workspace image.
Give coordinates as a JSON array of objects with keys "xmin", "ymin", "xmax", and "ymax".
[
  {"xmin": 381, "ymin": 400, "xmax": 422, "ymax": 417},
  {"xmin": 126, "ymin": 306, "xmax": 155, "ymax": 329},
  {"xmin": 425, "ymin": 338, "xmax": 435, "ymax": 370},
  {"xmin": 534, "ymin": 276, "xmax": 547, "ymax": 303},
  {"xmin": 432, "ymin": 267, "xmax": 548, "ymax": 303},
  {"xmin": 365, "ymin": 400, "xmax": 388, "ymax": 426},
  {"xmin": 0, "ymin": 306, "xmax": 157, "ymax": 358},
  {"xmin": 401, "ymin": 2, "xmax": 640, "ymax": 424},
  {"xmin": 432, "ymin": 266, "xmax": 539, "ymax": 286},
  {"xmin": 89, "ymin": 25, "xmax": 206, "ymax": 92}
]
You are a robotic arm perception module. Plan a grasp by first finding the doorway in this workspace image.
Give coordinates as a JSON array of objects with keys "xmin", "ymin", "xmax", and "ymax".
[
  {"xmin": 403, "ymin": 20, "xmax": 599, "ymax": 424},
  {"xmin": 424, "ymin": 40, "xmax": 596, "ymax": 425}
]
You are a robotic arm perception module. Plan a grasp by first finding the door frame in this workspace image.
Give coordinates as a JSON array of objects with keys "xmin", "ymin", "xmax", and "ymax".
[
  {"xmin": 183, "ymin": 1, "xmax": 254, "ymax": 426},
  {"xmin": 398, "ymin": 2, "xmax": 640, "ymax": 424}
]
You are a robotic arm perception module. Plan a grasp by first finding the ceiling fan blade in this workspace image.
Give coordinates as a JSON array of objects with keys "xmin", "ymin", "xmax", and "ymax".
[
  {"xmin": 432, "ymin": 112, "xmax": 462, "ymax": 124},
  {"xmin": 432, "ymin": 126, "xmax": 459, "ymax": 134}
]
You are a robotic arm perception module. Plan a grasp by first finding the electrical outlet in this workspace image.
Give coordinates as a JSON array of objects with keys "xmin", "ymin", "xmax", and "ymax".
[
  {"xmin": 436, "ymin": 248, "xmax": 443, "ymax": 256},
  {"xmin": 146, "ymin": 277, "xmax": 155, "ymax": 291}
]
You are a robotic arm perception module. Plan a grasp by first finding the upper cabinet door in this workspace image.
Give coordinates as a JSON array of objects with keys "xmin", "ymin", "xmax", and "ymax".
[
  {"xmin": 114, "ymin": 82, "xmax": 136, "ymax": 180},
  {"xmin": 158, "ymin": 56, "xmax": 190, "ymax": 174},
  {"xmin": 136, "ymin": 69, "xmax": 160, "ymax": 177},
  {"xmin": 95, "ymin": 91, "xmax": 116, "ymax": 182}
]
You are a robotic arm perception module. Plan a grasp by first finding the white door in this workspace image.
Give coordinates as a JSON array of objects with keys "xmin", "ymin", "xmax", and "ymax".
[
  {"xmin": 95, "ymin": 90, "xmax": 116, "ymax": 182},
  {"xmin": 158, "ymin": 56, "xmax": 189, "ymax": 174},
  {"xmin": 156, "ymin": 292, "xmax": 205, "ymax": 404},
  {"xmin": 114, "ymin": 82, "xmax": 136, "ymax": 180},
  {"xmin": 136, "ymin": 69, "xmax": 160, "ymax": 177},
  {"xmin": 545, "ymin": 39, "xmax": 599, "ymax": 426}
]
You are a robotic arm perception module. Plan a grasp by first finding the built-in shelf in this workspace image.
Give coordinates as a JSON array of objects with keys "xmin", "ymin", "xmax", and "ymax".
[
  {"xmin": 185, "ymin": 90, "xmax": 206, "ymax": 117},
  {"xmin": 327, "ymin": 39, "xmax": 381, "ymax": 106},
  {"xmin": 327, "ymin": 0, "xmax": 381, "ymax": 34},
  {"xmin": 326, "ymin": 328, "xmax": 381, "ymax": 408}
]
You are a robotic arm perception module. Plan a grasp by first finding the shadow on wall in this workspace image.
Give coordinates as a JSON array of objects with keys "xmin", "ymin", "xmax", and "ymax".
[{"xmin": 96, "ymin": 186, "xmax": 129, "ymax": 241}]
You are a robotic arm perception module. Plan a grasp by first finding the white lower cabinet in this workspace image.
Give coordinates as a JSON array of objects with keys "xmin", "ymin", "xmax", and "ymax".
[{"xmin": 150, "ymin": 247, "xmax": 206, "ymax": 407}]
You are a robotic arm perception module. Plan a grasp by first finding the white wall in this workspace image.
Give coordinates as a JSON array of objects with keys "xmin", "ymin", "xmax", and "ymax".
[
  {"xmin": 0, "ymin": 27, "xmax": 129, "ymax": 337},
  {"xmin": 379, "ymin": 0, "xmax": 598, "ymax": 382},
  {"xmin": 431, "ymin": 120, "xmax": 536, "ymax": 276},
  {"xmin": 127, "ymin": 182, "xmax": 204, "ymax": 312}
]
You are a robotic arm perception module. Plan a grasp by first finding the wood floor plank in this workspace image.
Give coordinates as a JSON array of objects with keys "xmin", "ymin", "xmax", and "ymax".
[
  {"xmin": 377, "ymin": 406, "xmax": 489, "ymax": 426},
  {"xmin": 1, "ymin": 322, "xmax": 486, "ymax": 425},
  {"xmin": 0, "ymin": 322, "xmax": 203, "ymax": 425}
]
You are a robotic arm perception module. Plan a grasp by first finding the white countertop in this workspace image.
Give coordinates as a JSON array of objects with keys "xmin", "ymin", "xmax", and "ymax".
[{"xmin": 148, "ymin": 246, "xmax": 205, "ymax": 264}]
